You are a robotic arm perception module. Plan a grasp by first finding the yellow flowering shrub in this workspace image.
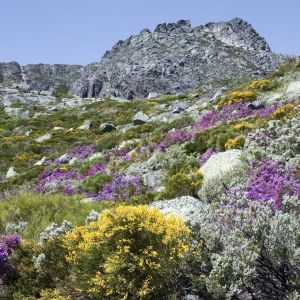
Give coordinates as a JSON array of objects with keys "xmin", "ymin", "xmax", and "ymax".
[
  {"xmin": 64, "ymin": 205, "xmax": 191, "ymax": 299},
  {"xmin": 231, "ymin": 121, "xmax": 255, "ymax": 131},
  {"xmin": 218, "ymin": 91, "xmax": 257, "ymax": 108},
  {"xmin": 270, "ymin": 103, "xmax": 296, "ymax": 120},
  {"xmin": 15, "ymin": 153, "xmax": 31, "ymax": 162},
  {"xmin": 225, "ymin": 135, "xmax": 246, "ymax": 150},
  {"xmin": 39, "ymin": 289, "xmax": 71, "ymax": 300},
  {"xmin": 161, "ymin": 170, "xmax": 203, "ymax": 199},
  {"xmin": 247, "ymin": 79, "xmax": 278, "ymax": 91}
]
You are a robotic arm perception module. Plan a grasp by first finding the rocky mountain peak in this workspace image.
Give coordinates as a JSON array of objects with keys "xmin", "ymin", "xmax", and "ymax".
[
  {"xmin": 0, "ymin": 18, "xmax": 295, "ymax": 99},
  {"xmin": 154, "ymin": 19, "xmax": 192, "ymax": 33},
  {"xmin": 202, "ymin": 17, "xmax": 271, "ymax": 52}
]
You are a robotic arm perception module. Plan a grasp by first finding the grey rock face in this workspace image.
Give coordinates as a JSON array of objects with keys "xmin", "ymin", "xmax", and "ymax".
[
  {"xmin": 70, "ymin": 18, "xmax": 294, "ymax": 99},
  {"xmin": 0, "ymin": 62, "xmax": 83, "ymax": 93},
  {"xmin": 0, "ymin": 62, "xmax": 22, "ymax": 85},
  {"xmin": 4, "ymin": 107, "xmax": 30, "ymax": 119}
]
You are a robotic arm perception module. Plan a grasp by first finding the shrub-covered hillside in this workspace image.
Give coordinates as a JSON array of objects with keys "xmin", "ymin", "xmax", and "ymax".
[{"xmin": 1, "ymin": 62, "xmax": 300, "ymax": 299}]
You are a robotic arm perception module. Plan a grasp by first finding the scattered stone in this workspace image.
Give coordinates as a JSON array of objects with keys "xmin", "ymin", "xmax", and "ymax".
[
  {"xmin": 78, "ymin": 120, "xmax": 94, "ymax": 130},
  {"xmin": 6, "ymin": 167, "xmax": 18, "ymax": 178},
  {"xmin": 171, "ymin": 101, "xmax": 190, "ymax": 114},
  {"xmin": 35, "ymin": 133, "xmax": 52, "ymax": 143},
  {"xmin": 248, "ymin": 101, "xmax": 265, "ymax": 110},
  {"xmin": 132, "ymin": 111, "xmax": 149, "ymax": 125},
  {"xmin": 147, "ymin": 92, "xmax": 160, "ymax": 99},
  {"xmin": 100, "ymin": 123, "xmax": 116, "ymax": 133},
  {"xmin": 211, "ymin": 87, "xmax": 227, "ymax": 102},
  {"xmin": 34, "ymin": 156, "xmax": 46, "ymax": 166}
]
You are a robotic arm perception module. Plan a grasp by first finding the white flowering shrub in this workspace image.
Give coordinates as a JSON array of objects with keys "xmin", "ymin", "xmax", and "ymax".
[
  {"xmin": 244, "ymin": 106, "xmax": 300, "ymax": 166},
  {"xmin": 197, "ymin": 193, "xmax": 300, "ymax": 299},
  {"xmin": 39, "ymin": 220, "xmax": 72, "ymax": 243}
]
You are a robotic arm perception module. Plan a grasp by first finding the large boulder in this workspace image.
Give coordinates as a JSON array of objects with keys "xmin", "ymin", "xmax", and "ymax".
[
  {"xmin": 132, "ymin": 111, "xmax": 149, "ymax": 125},
  {"xmin": 4, "ymin": 107, "xmax": 30, "ymax": 119},
  {"xmin": 99, "ymin": 123, "xmax": 116, "ymax": 133},
  {"xmin": 149, "ymin": 196, "xmax": 209, "ymax": 226},
  {"xmin": 199, "ymin": 150, "xmax": 249, "ymax": 201},
  {"xmin": 284, "ymin": 81, "xmax": 300, "ymax": 101}
]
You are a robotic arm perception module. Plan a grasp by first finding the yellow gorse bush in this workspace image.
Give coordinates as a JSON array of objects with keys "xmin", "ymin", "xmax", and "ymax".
[
  {"xmin": 270, "ymin": 103, "xmax": 296, "ymax": 120},
  {"xmin": 218, "ymin": 91, "xmax": 257, "ymax": 108},
  {"xmin": 247, "ymin": 79, "xmax": 278, "ymax": 91},
  {"xmin": 225, "ymin": 135, "xmax": 246, "ymax": 150},
  {"xmin": 39, "ymin": 289, "xmax": 72, "ymax": 300},
  {"xmin": 232, "ymin": 121, "xmax": 255, "ymax": 131},
  {"xmin": 64, "ymin": 205, "xmax": 192, "ymax": 299}
]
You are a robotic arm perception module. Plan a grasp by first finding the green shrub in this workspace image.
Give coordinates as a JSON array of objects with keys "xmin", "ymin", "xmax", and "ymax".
[
  {"xmin": 6, "ymin": 238, "xmax": 70, "ymax": 299},
  {"xmin": 80, "ymin": 173, "xmax": 112, "ymax": 193},
  {"xmin": 185, "ymin": 125, "xmax": 235, "ymax": 154},
  {"xmin": 160, "ymin": 170, "xmax": 203, "ymax": 199},
  {"xmin": 64, "ymin": 205, "xmax": 192, "ymax": 299}
]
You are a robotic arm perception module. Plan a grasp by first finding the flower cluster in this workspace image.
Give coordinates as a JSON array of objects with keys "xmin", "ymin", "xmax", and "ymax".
[
  {"xmin": 200, "ymin": 148, "xmax": 216, "ymax": 166},
  {"xmin": 0, "ymin": 234, "xmax": 21, "ymax": 283},
  {"xmin": 155, "ymin": 129, "xmax": 195, "ymax": 152},
  {"xmin": 89, "ymin": 176, "xmax": 144, "ymax": 202},
  {"xmin": 246, "ymin": 160, "xmax": 300, "ymax": 209},
  {"xmin": 197, "ymin": 103, "xmax": 276, "ymax": 131},
  {"xmin": 56, "ymin": 143, "xmax": 96, "ymax": 165}
]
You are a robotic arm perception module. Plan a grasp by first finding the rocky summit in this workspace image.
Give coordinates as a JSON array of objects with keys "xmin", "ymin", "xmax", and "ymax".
[{"xmin": 0, "ymin": 18, "xmax": 296, "ymax": 100}]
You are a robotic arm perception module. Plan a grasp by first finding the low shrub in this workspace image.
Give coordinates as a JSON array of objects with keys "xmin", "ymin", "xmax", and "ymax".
[
  {"xmin": 80, "ymin": 173, "xmax": 112, "ymax": 193},
  {"xmin": 217, "ymin": 91, "xmax": 257, "ymax": 108},
  {"xmin": 64, "ymin": 205, "xmax": 192, "ymax": 299},
  {"xmin": 160, "ymin": 170, "xmax": 203, "ymax": 199},
  {"xmin": 225, "ymin": 135, "xmax": 246, "ymax": 150},
  {"xmin": 270, "ymin": 103, "xmax": 296, "ymax": 120},
  {"xmin": 247, "ymin": 79, "xmax": 279, "ymax": 91}
]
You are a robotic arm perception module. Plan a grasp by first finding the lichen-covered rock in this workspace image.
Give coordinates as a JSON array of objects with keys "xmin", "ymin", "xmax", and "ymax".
[
  {"xmin": 199, "ymin": 150, "xmax": 249, "ymax": 201},
  {"xmin": 150, "ymin": 196, "xmax": 209, "ymax": 226},
  {"xmin": 4, "ymin": 107, "xmax": 30, "ymax": 119}
]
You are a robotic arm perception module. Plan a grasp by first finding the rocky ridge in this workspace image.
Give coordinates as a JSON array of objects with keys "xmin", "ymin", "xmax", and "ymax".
[{"xmin": 0, "ymin": 18, "xmax": 296, "ymax": 101}]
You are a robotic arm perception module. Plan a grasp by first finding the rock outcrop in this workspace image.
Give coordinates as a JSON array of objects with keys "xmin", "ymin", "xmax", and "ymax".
[
  {"xmin": 70, "ymin": 18, "xmax": 295, "ymax": 99},
  {"xmin": 0, "ymin": 18, "xmax": 296, "ymax": 100}
]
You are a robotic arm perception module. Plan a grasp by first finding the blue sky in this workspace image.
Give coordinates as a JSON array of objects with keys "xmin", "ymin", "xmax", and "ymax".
[{"xmin": 1, "ymin": 0, "xmax": 299, "ymax": 65}]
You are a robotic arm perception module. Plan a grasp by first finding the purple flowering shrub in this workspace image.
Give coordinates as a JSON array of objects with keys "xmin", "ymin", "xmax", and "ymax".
[
  {"xmin": 88, "ymin": 176, "xmax": 145, "ymax": 202},
  {"xmin": 55, "ymin": 143, "xmax": 96, "ymax": 165},
  {"xmin": 197, "ymin": 103, "xmax": 277, "ymax": 131},
  {"xmin": 154, "ymin": 129, "xmax": 195, "ymax": 152},
  {"xmin": 246, "ymin": 160, "xmax": 300, "ymax": 209},
  {"xmin": 200, "ymin": 149, "xmax": 216, "ymax": 166},
  {"xmin": 0, "ymin": 234, "xmax": 20, "ymax": 284}
]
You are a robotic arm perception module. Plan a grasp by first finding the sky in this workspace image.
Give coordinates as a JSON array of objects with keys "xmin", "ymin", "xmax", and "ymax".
[{"xmin": 0, "ymin": 0, "xmax": 299, "ymax": 65}]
